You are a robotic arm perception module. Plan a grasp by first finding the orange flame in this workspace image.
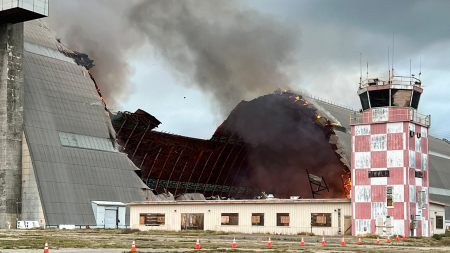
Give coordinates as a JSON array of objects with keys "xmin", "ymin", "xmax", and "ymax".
[{"xmin": 341, "ymin": 173, "xmax": 351, "ymax": 198}]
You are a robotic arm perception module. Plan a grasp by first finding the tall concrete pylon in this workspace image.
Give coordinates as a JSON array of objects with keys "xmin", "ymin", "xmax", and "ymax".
[{"xmin": 0, "ymin": 21, "xmax": 24, "ymax": 229}]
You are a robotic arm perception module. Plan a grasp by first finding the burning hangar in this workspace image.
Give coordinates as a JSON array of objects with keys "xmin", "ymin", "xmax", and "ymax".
[
  {"xmin": 1, "ymin": 1, "xmax": 450, "ymax": 235},
  {"xmin": 112, "ymin": 92, "xmax": 352, "ymax": 200}
]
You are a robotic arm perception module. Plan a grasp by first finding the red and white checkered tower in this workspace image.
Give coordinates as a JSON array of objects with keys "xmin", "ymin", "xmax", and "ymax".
[{"xmin": 350, "ymin": 72, "xmax": 430, "ymax": 237}]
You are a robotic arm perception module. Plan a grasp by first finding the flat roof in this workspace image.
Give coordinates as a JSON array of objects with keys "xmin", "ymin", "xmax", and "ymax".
[
  {"xmin": 92, "ymin": 201, "xmax": 126, "ymax": 206},
  {"xmin": 430, "ymin": 200, "xmax": 449, "ymax": 207},
  {"xmin": 127, "ymin": 198, "xmax": 351, "ymax": 206}
]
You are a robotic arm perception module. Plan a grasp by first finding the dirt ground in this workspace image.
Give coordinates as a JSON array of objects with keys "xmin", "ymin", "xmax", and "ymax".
[{"xmin": 1, "ymin": 229, "xmax": 450, "ymax": 253}]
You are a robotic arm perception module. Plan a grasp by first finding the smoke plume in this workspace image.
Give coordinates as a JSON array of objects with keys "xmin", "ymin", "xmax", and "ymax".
[
  {"xmin": 128, "ymin": 0, "xmax": 300, "ymax": 116},
  {"xmin": 45, "ymin": 0, "xmax": 142, "ymax": 109}
]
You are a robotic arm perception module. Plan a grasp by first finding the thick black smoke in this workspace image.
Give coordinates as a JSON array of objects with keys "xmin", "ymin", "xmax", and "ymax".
[{"xmin": 128, "ymin": 0, "xmax": 300, "ymax": 116}]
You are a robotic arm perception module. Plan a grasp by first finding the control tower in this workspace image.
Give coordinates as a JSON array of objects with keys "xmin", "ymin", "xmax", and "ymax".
[{"xmin": 350, "ymin": 72, "xmax": 430, "ymax": 237}]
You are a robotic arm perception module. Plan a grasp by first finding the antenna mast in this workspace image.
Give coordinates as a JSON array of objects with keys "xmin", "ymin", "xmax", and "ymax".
[
  {"xmin": 419, "ymin": 55, "xmax": 422, "ymax": 80},
  {"xmin": 366, "ymin": 60, "xmax": 369, "ymax": 81},
  {"xmin": 392, "ymin": 31, "xmax": 395, "ymax": 76},
  {"xmin": 410, "ymin": 59, "xmax": 412, "ymax": 85},
  {"xmin": 360, "ymin": 53, "xmax": 362, "ymax": 86},
  {"xmin": 388, "ymin": 47, "xmax": 390, "ymax": 81}
]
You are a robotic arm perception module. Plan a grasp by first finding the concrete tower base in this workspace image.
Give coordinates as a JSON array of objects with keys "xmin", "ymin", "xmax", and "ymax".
[{"xmin": 0, "ymin": 22, "xmax": 24, "ymax": 229}]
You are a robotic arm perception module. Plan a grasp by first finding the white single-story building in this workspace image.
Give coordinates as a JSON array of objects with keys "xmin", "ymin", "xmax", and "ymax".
[
  {"xmin": 430, "ymin": 200, "xmax": 448, "ymax": 235},
  {"xmin": 128, "ymin": 198, "xmax": 447, "ymax": 236},
  {"xmin": 128, "ymin": 199, "xmax": 352, "ymax": 235}
]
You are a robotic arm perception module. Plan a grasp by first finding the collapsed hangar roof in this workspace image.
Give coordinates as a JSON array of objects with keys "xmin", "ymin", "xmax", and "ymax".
[
  {"xmin": 113, "ymin": 91, "xmax": 352, "ymax": 199},
  {"xmin": 114, "ymin": 89, "xmax": 450, "ymax": 205}
]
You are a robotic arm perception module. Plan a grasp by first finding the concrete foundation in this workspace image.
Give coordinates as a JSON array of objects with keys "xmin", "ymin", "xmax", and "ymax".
[{"xmin": 0, "ymin": 22, "xmax": 24, "ymax": 229}]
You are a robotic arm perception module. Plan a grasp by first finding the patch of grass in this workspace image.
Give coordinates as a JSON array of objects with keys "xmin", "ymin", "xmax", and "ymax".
[
  {"xmin": 297, "ymin": 232, "xmax": 314, "ymax": 236},
  {"xmin": 358, "ymin": 233, "xmax": 379, "ymax": 239},
  {"xmin": 438, "ymin": 239, "xmax": 450, "ymax": 246}
]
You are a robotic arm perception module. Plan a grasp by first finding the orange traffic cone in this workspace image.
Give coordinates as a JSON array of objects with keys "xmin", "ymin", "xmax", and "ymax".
[
  {"xmin": 43, "ymin": 241, "xmax": 49, "ymax": 253},
  {"xmin": 376, "ymin": 236, "xmax": 380, "ymax": 244},
  {"xmin": 341, "ymin": 236, "xmax": 345, "ymax": 246},
  {"xmin": 402, "ymin": 235, "xmax": 406, "ymax": 240},
  {"xmin": 321, "ymin": 235, "xmax": 326, "ymax": 246},
  {"xmin": 195, "ymin": 237, "xmax": 201, "ymax": 250},
  {"xmin": 358, "ymin": 238, "xmax": 362, "ymax": 245},
  {"xmin": 267, "ymin": 237, "xmax": 272, "ymax": 247},
  {"xmin": 387, "ymin": 235, "xmax": 391, "ymax": 243},
  {"xmin": 131, "ymin": 239, "xmax": 136, "ymax": 252},
  {"xmin": 396, "ymin": 234, "xmax": 399, "ymax": 241},
  {"xmin": 300, "ymin": 237, "xmax": 305, "ymax": 246},
  {"xmin": 232, "ymin": 237, "xmax": 237, "ymax": 248}
]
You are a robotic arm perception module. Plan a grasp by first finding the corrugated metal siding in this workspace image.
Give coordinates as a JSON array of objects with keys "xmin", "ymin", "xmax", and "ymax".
[
  {"xmin": 355, "ymin": 135, "xmax": 370, "ymax": 152},
  {"xmin": 130, "ymin": 202, "xmax": 351, "ymax": 235},
  {"xmin": 371, "ymin": 124, "xmax": 386, "ymax": 135},
  {"xmin": 371, "ymin": 185, "xmax": 385, "ymax": 202},
  {"xmin": 387, "ymin": 168, "xmax": 403, "ymax": 185},
  {"xmin": 389, "ymin": 108, "xmax": 410, "ymax": 122},
  {"xmin": 354, "ymin": 169, "xmax": 370, "ymax": 185},
  {"xmin": 354, "ymin": 203, "xmax": 371, "ymax": 219},
  {"xmin": 387, "ymin": 133, "xmax": 403, "ymax": 150},
  {"xmin": 371, "ymin": 151, "xmax": 386, "ymax": 168},
  {"xmin": 393, "ymin": 202, "xmax": 404, "ymax": 219}
]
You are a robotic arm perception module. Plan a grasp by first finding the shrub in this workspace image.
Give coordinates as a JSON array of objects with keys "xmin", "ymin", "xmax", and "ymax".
[{"xmin": 432, "ymin": 234, "xmax": 442, "ymax": 240}]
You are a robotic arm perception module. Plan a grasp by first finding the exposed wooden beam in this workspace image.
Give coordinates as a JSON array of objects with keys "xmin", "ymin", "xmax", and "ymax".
[{"xmin": 155, "ymin": 146, "xmax": 174, "ymax": 189}]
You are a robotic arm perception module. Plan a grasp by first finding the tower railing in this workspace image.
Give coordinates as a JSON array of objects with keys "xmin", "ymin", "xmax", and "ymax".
[
  {"xmin": 350, "ymin": 108, "xmax": 430, "ymax": 127},
  {"xmin": 359, "ymin": 75, "xmax": 422, "ymax": 89}
]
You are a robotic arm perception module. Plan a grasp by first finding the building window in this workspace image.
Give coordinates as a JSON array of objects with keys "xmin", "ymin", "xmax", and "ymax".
[
  {"xmin": 418, "ymin": 191, "xmax": 426, "ymax": 209},
  {"xmin": 251, "ymin": 213, "xmax": 264, "ymax": 226},
  {"xmin": 311, "ymin": 213, "xmax": 331, "ymax": 227},
  {"xmin": 221, "ymin": 213, "xmax": 239, "ymax": 225},
  {"xmin": 181, "ymin": 213, "xmax": 204, "ymax": 230},
  {"xmin": 387, "ymin": 186, "xmax": 393, "ymax": 207},
  {"xmin": 277, "ymin": 213, "xmax": 290, "ymax": 226},
  {"xmin": 437, "ymin": 216, "xmax": 443, "ymax": 229},
  {"xmin": 139, "ymin": 213, "xmax": 165, "ymax": 226}
]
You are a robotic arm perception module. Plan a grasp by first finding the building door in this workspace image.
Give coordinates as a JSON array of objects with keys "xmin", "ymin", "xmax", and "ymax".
[
  {"xmin": 344, "ymin": 216, "xmax": 352, "ymax": 235},
  {"xmin": 181, "ymin": 213, "xmax": 204, "ymax": 230},
  {"xmin": 105, "ymin": 209, "xmax": 117, "ymax": 229},
  {"xmin": 431, "ymin": 218, "xmax": 434, "ymax": 235}
]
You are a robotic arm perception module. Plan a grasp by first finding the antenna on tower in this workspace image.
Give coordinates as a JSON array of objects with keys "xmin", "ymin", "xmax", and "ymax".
[
  {"xmin": 366, "ymin": 59, "xmax": 369, "ymax": 80},
  {"xmin": 419, "ymin": 54, "xmax": 422, "ymax": 80},
  {"xmin": 410, "ymin": 59, "xmax": 412, "ymax": 85},
  {"xmin": 392, "ymin": 31, "xmax": 395, "ymax": 76},
  {"xmin": 388, "ymin": 47, "xmax": 390, "ymax": 81},
  {"xmin": 360, "ymin": 53, "xmax": 362, "ymax": 86}
]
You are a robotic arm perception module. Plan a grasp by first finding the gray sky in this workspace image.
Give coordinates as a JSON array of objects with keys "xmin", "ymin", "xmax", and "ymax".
[{"xmin": 46, "ymin": 0, "xmax": 450, "ymax": 139}]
